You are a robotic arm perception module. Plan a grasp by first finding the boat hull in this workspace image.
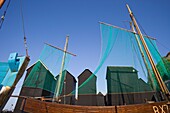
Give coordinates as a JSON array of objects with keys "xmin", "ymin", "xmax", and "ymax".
[{"xmin": 21, "ymin": 98, "xmax": 170, "ymax": 113}]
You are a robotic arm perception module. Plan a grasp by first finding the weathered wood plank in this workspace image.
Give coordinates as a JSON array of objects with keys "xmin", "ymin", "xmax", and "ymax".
[
  {"xmin": 0, "ymin": 57, "xmax": 30, "ymax": 112},
  {"xmin": 0, "ymin": 0, "xmax": 5, "ymax": 8},
  {"xmin": 22, "ymin": 98, "xmax": 116, "ymax": 113},
  {"xmin": 117, "ymin": 101, "xmax": 169, "ymax": 113},
  {"xmin": 22, "ymin": 98, "xmax": 170, "ymax": 113}
]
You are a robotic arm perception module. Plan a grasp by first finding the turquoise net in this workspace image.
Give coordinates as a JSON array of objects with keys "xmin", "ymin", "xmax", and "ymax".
[
  {"xmin": 23, "ymin": 44, "xmax": 72, "ymax": 97},
  {"xmin": 76, "ymin": 22, "xmax": 169, "ymax": 95}
]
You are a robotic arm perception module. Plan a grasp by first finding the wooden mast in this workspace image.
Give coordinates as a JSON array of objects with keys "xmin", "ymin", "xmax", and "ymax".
[
  {"xmin": 0, "ymin": 0, "xmax": 5, "ymax": 8},
  {"xmin": 130, "ymin": 22, "xmax": 156, "ymax": 91},
  {"xmin": 52, "ymin": 36, "xmax": 69, "ymax": 102},
  {"xmin": 126, "ymin": 4, "xmax": 169, "ymax": 97},
  {"xmin": 0, "ymin": 56, "xmax": 30, "ymax": 112}
]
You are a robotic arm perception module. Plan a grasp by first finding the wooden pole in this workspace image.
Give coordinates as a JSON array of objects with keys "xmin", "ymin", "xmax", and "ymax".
[
  {"xmin": 52, "ymin": 36, "xmax": 69, "ymax": 102},
  {"xmin": 0, "ymin": 0, "xmax": 5, "ymax": 8},
  {"xmin": 126, "ymin": 4, "xmax": 169, "ymax": 96},
  {"xmin": 0, "ymin": 56, "xmax": 30, "ymax": 112},
  {"xmin": 45, "ymin": 43, "xmax": 76, "ymax": 56},
  {"xmin": 99, "ymin": 21, "xmax": 156, "ymax": 40},
  {"xmin": 130, "ymin": 22, "xmax": 156, "ymax": 91}
]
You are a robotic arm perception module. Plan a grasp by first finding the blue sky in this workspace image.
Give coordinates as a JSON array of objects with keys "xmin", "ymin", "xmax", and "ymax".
[{"xmin": 0, "ymin": 0, "xmax": 170, "ymax": 111}]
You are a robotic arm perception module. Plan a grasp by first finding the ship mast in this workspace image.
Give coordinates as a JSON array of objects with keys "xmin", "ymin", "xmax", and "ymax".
[
  {"xmin": 126, "ymin": 4, "xmax": 170, "ymax": 98},
  {"xmin": 130, "ymin": 22, "xmax": 156, "ymax": 91},
  {"xmin": 52, "ymin": 36, "xmax": 73, "ymax": 103}
]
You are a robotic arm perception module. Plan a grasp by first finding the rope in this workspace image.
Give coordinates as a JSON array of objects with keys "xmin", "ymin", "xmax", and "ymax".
[
  {"xmin": 136, "ymin": 17, "xmax": 163, "ymax": 59},
  {"xmin": 20, "ymin": 0, "xmax": 25, "ymax": 37},
  {"xmin": 131, "ymin": 38, "xmax": 148, "ymax": 78},
  {"xmin": 0, "ymin": 0, "xmax": 11, "ymax": 29},
  {"xmin": 122, "ymin": 21, "xmax": 147, "ymax": 78},
  {"xmin": 122, "ymin": 21, "xmax": 135, "ymax": 67},
  {"xmin": 157, "ymin": 41, "xmax": 170, "ymax": 52},
  {"xmin": 20, "ymin": 0, "xmax": 29, "ymax": 57},
  {"xmin": 136, "ymin": 17, "xmax": 170, "ymax": 77}
]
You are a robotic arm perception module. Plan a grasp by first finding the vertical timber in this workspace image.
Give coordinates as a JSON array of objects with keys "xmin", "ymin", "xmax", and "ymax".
[
  {"xmin": 130, "ymin": 22, "xmax": 156, "ymax": 91},
  {"xmin": 52, "ymin": 36, "xmax": 69, "ymax": 103},
  {"xmin": 126, "ymin": 4, "xmax": 169, "ymax": 98}
]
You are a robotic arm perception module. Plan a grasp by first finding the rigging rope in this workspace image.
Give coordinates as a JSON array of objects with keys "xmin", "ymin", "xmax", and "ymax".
[
  {"xmin": 20, "ymin": 0, "xmax": 29, "ymax": 57},
  {"xmin": 136, "ymin": 16, "xmax": 163, "ymax": 60},
  {"xmin": 122, "ymin": 21, "xmax": 147, "ymax": 79},
  {"xmin": 131, "ymin": 36, "xmax": 148, "ymax": 79},
  {"xmin": 0, "ymin": 0, "xmax": 11, "ymax": 29},
  {"xmin": 122, "ymin": 21, "xmax": 135, "ymax": 67},
  {"xmin": 136, "ymin": 17, "xmax": 170, "ymax": 77},
  {"xmin": 157, "ymin": 41, "xmax": 170, "ymax": 52}
]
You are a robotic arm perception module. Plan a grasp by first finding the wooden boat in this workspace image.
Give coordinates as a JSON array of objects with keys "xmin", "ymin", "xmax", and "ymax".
[
  {"xmin": 17, "ymin": 4, "xmax": 170, "ymax": 113},
  {"xmin": 20, "ymin": 97, "xmax": 169, "ymax": 113}
]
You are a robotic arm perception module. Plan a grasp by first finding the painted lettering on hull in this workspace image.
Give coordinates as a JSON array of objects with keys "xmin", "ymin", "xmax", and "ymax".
[{"xmin": 153, "ymin": 104, "xmax": 169, "ymax": 113}]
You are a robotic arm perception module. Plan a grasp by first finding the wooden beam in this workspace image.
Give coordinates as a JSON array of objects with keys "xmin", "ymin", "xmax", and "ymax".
[
  {"xmin": 45, "ymin": 43, "xmax": 76, "ymax": 56},
  {"xmin": 126, "ymin": 4, "xmax": 169, "ymax": 97},
  {"xmin": 0, "ymin": 0, "xmax": 5, "ymax": 8},
  {"xmin": 99, "ymin": 21, "xmax": 156, "ymax": 40},
  {"xmin": 0, "ymin": 56, "xmax": 30, "ymax": 112}
]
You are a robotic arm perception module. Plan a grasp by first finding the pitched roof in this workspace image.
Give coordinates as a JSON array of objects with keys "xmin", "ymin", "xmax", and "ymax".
[{"xmin": 166, "ymin": 52, "xmax": 170, "ymax": 58}]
